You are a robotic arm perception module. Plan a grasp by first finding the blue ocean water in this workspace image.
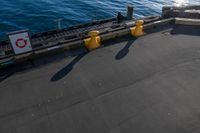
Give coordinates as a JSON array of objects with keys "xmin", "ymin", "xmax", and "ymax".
[{"xmin": 0, "ymin": 0, "xmax": 199, "ymax": 39}]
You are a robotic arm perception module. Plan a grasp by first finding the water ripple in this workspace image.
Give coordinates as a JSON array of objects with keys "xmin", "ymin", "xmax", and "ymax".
[{"xmin": 0, "ymin": 0, "xmax": 199, "ymax": 39}]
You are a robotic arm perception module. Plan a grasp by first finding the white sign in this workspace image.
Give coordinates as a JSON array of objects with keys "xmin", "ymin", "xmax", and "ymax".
[{"xmin": 8, "ymin": 30, "xmax": 32, "ymax": 54}]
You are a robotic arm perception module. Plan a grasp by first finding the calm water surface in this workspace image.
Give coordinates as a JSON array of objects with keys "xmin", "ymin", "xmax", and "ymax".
[{"xmin": 0, "ymin": 0, "xmax": 199, "ymax": 39}]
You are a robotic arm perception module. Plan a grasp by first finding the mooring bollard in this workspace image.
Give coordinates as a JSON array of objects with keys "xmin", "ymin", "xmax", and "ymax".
[
  {"xmin": 130, "ymin": 20, "xmax": 144, "ymax": 37},
  {"xmin": 84, "ymin": 31, "xmax": 101, "ymax": 51}
]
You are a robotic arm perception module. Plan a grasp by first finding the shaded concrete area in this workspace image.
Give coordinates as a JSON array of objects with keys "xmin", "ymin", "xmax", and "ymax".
[
  {"xmin": 51, "ymin": 51, "xmax": 88, "ymax": 82},
  {"xmin": 115, "ymin": 38, "xmax": 136, "ymax": 60},
  {"xmin": 1, "ymin": 26, "xmax": 200, "ymax": 133}
]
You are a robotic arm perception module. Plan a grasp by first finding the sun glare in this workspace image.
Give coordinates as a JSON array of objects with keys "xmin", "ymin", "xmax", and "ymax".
[{"xmin": 174, "ymin": 0, "xmax": 189, "ymax": 6}]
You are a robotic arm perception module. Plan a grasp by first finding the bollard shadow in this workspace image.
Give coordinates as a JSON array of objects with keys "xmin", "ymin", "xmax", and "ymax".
[
  {"xmin": 51, "ymin": 52, "xmax": 87, "ymax": 82},
  {"xmin": 115, "ymin": 38, "xmax": 136, "ymax": 60}
]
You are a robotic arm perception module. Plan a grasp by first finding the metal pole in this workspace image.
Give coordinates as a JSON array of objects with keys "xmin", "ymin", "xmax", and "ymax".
[
  {"xmin": 127, "ymin": 5, "xmax": 134, "ymax": 20},
  {"xmin": 54, "ymin": 19, "xmax": 63, "ymax": 30}
]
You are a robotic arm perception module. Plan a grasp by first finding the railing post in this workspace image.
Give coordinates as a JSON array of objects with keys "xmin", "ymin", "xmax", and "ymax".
[{"xmin": 127, "ymin": 5, "xmax": 134, "ymax": 20}]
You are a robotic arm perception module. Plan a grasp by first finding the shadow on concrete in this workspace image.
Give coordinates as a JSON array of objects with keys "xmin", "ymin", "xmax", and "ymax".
[
  {"xmin": 0, "ymin": 61, "xmax": 34, "ymax": 83},
  {"xmin": 171, "ymin": 25, "xmax": 200, "ymax": 36},
  {"xmin": 0, "ymin": 72, "xmax": 13, "ymax": 82},
  {"xmin": 51, "ymin": 52, "xmax": 87, "ymax": 82},
  {"xmin": 115, "ymin": 39, "xmax": 136, "ymax": 60}
]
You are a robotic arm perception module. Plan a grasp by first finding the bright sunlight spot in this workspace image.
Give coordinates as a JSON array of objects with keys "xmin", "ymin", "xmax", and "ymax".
[{"xmin": 174, "ymin": 0, "xmax": 189, "ymax": 6}]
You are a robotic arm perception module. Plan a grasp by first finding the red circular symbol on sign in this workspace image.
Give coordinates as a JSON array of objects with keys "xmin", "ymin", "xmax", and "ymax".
[{"xmin": 15, "ymin": 38, "xmax": 27, "ymax": 48}]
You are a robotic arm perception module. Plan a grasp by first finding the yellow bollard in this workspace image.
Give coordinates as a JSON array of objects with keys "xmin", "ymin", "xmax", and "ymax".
[
  {"xmin": 84, "ymin": 31, "xmax": 101, "ymax": 51},
  {"xmin": 130, "ymin": 20, "xmax": 144, "ymax": 37}
]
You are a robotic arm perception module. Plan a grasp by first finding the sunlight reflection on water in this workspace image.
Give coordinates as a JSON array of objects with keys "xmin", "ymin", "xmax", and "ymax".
[
  {"xmin": 0, "ymin": 0, "xmax": 199, "ymax": 39},
  {"xmin": 174, "ymin": 0, "xmax": 189, "ymax": 6}
]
